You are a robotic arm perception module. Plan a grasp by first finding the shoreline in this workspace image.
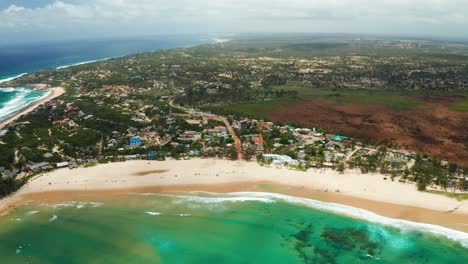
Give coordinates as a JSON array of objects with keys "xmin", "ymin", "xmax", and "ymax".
[
  {"xmin": 1, "ymin": 159, "xmax": 467, "ymax": 234},
  {"xmin": 0, "ymin": 86, "xmax": 65, "ymax": 130}
]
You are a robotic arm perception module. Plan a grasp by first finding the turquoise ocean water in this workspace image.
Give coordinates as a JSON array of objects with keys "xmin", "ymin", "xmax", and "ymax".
[
  {"xmin": 0, "ymin": 87, "xmax": 48, "ymax": 121},
  {"xmin": 0, "ymin": 192, "xmax": 466, "ymax": 263}
]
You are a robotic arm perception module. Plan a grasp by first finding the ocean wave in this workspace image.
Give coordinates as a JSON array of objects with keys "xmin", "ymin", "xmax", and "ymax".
[
  {"xmin": 145, "ymin": 193, "xmax": 276, "ymax": 204},
  {"xmin": 0, "ymin": 73, "xmax": 27, "ymax": 84},
  {"xmin": 51, "ymin": 201, "xmax": 104, "ymax": 209},
  {"xmin": 146, "ymin": 212, "xmax": 162, "ymax": 216},
  {"xmin": 182, "ymin": 191, "xmax": 468, "ymax": 248},
  {"xmin": 25, "ymin": 211, "xmax": 40, "ymax": 216},
  {"xmin": 0, "ymin": 87, "xmax": 49, "ymax": 120},
  {"xmin": 56, "ymin": 58, "xmax": 111, "ymax": 69},
  {"xmin": 49, "ymin": 215, "xmax": 58, "ymax": 222},
  {"xmin": 0, "ymin": 87, "xmax": 17, "ymax": 93},
  {"xmin": 212, "ymin": 38, "xmax": 231, "ymax": 43},
  {"xmin": 178, "ymin": 214, "xmax": 191, "ymax": 217}
]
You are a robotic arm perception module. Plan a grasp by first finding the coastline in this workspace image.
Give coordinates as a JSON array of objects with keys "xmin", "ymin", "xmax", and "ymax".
[
  {"xmin": 1, "ymin": 159, "xmax": 467, "ymax": 234},
  {"xmin": 0, "ymin": 86, "xmax": 65, "ymax": 130}
]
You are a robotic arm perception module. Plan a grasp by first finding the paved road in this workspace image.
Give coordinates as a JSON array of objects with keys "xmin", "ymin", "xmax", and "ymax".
[{"xmin": 169, "ymin": 100, "xmax": 243, "ymax": 159}]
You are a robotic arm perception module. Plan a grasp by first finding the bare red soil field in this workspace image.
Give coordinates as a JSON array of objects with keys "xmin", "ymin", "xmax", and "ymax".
[{"xmin": 267, "ymin": 96, "xmax": 468, "ymax": 166}]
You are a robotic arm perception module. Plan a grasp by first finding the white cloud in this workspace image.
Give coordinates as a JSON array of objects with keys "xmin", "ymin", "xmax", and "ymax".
[
  {"xmin": 4, "ymin": 4, "xmax": 25, "ymax": 13},
  {"xmin": 1, "ymin": 0, "xmax": 467, "ymax": 38}
]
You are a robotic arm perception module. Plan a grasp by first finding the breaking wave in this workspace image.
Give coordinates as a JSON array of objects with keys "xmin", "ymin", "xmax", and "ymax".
[
  {"xmin": 0, "ymin": 87, "xmax": 49, "ymax": 120},
  {"xmin": 162, "ymin": 191, "xmax": 468, "ymax": 247},
  {"xmin": 0, "ymin": 73, "xmax": 27, "ymax": 84},
  {"xmin": 56, "ymin": 58, "xmax": 111, "ymax": 69}
]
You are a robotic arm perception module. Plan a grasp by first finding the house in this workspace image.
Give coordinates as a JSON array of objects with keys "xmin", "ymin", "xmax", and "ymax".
[
  {"xmin": 43, "ymin": 153, "xmax": 54, "ymax": 158},
  {"xmin": 53, "ymin": 119, "xmax": 71, "ymax": 126},
  {"xmin": 395, "ymin": 149, "xmax": 410, "ymax": 158},
  {"xmin": 295, "ymin": 128, "xmax": 312, "ymax": 134},
  {"xmin": 56, "ymin": 161, "xmax": 69, "ymax": 168},
  {"xmin": 331, "ymin": 135, "xmax": 348, "ymax": 141},
  {"xmin": 28, "ymin": 162, "xmax": 51, "ymax": 172},
  {"xmin": 129, "ymin": 137, "xmax": 142, "ymax": 147},
  {"xmin": 0, "ymin": 130, "xmax": 8, "ymax": 137},
  {"xmin": 263, "ymin": 154, "xmax": 299, "ymax": 166},
  {"xmin": 65, "ymin": 106, "xmax": 80, "ymax": 113}
]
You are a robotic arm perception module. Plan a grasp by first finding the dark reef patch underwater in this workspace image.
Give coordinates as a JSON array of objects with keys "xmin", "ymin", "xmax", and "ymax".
[{"xmin": 0, "ymin": 192, "xmax": 467, "ymax": 263}]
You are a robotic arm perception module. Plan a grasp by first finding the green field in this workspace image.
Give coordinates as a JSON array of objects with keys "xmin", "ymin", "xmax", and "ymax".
[
  {"xmin": 274, "ymin": 86, "xmax": 424, "ymax": 110},
  {"xmin": 428, "ymin": 190, "xmax": 468, "ymax": 201},
  {"xmin": 449, "ymin": 100, "xmax": 468, "ymax": 112},
  {"xmin": 218, "ymin": 86, "xmax": 427, "ymax": 119},
  {"xmin": 219, "ymin": 97, "xmax": 299, "ymax": 119}
]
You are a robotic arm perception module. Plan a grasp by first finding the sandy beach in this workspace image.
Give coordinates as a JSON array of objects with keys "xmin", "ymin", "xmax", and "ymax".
[
  {"xmin": 0, "ymin": 85, "xmax": 65, "ymax": 129},
  {"xmin": 1, "ymin": 159, "xmax": 467, "ymax": 232}
]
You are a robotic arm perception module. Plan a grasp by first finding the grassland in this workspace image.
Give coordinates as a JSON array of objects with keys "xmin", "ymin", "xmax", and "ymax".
[
  {"xmin": 219, "ymin": 97, "xmax": 299, "ymax": 119},
  {"xmin": 219, "ymin": 86, "xmax": 427, "ymax": 119},
  {"xmin": 273, "ymin": 86, "xmax": 424, "ymax": 110},
  {"xmin": 449, "ymin": 99, "xmax": 468, "ymax": 112},
  {"xmin": 427, "ymin": 190, "xmax": 468, "ymax": 201}
]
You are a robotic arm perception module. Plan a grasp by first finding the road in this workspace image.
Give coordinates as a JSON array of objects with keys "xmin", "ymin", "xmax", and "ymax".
[{"xmin": 169, "ymin": 100, "xmax": 243, "ymax": 159}]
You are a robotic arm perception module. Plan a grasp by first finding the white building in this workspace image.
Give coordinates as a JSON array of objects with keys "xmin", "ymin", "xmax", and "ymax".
[
  {"xmin": 56, "ymin": 162, "xmax": 69, "ymax": 168},
  {"xmin": 263, "ymin": 154, "xmax": 299, "ymax": 166}
]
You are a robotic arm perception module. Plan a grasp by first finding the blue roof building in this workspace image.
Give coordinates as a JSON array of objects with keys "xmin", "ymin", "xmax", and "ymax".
[{"xmin": 130, "ymin": 137, "xmax": 142, "ymax": 144}]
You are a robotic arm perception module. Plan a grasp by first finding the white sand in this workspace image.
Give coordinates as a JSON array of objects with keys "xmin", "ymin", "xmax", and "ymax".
[{"xmin": 5, "ymin": 159, "xmax": 466, "ymax": 214}]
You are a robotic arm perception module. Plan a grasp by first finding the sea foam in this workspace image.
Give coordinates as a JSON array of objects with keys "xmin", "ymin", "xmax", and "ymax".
[
  {"xmin": 146, "ymin": 212, "xmax": 162, "ymax": 216},
  {"xmin": 0, "ymin": 87, "xmax": 50, "ymax": 120},
  {"xmin": 0, "ymin": 73, "xmax": 27, "ymax": 84},
  {"xmin": 143, "ymin": 193, "xmax": 276, "ymax": 204},
  {"xmin": 177, "ymin": 191, "xmax": 468, "ymax": 247},
  {"xmin": 25, "ymin": 211, "xmax": 40, "ymax": 216},
  {"xmin": 56, "ymin": 58, "xmax": 111, "ymax": 70},
  {"xmin": 50, "ymin": 201, "xmax": 104, "ymax": 209}
]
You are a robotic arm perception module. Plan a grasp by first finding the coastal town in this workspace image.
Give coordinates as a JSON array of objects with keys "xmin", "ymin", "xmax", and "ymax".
[
  {"xmin": 0, "ymin": 82, "xmax": 466, "ymax": 197},
  {"xmin": 0, "ymin": 38, "xmax": 467, "ymax": 199},
  {"xmin": 2, "ymin": 1, "xmax": 468, "ymax": 262}
]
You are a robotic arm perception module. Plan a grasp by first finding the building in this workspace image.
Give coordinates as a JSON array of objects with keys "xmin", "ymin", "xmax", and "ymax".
[
  {"xmin": 43, "ymin": 153, "xmax": 54, "ymax": 158},
  {"xmin": 263, "ymin": 154, "xmax": 299, "ymax": 166},
  {"xmin": 129, "ymin": 137, "xmax": 142, "ymax": 148},
  {"xmin": 53, "ymin": 119, "xmax": 71, "ymax": 126},
  {"xmin": 56, "ymin": 162, "xmax": 69, "ymax": 168},
  {"xmin": 28, "ymin": 162, "xmax": 51, "ymax": 172},
  {"xmin": 331, "ymin": 135, "xmax": 348, "ymax": 141}
]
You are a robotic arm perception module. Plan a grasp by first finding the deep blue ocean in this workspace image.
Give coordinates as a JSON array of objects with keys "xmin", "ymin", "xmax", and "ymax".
[
  {"xmin": 0, "ymin": 35, "xmax": 210, "ymax": 81},
  {"xmin": 0, "ymin": 35, "xmax": 213, "ymax": 121}
]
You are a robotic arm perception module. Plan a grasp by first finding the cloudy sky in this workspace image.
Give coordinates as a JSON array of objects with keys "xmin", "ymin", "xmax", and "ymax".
[{"xmin": 1, "ymin": 0, "xmax": 468, "ymax": 43}]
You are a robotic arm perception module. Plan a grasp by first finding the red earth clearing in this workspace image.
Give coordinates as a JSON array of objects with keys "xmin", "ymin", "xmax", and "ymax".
[{"xmin": 267, "ymin": 97, "xmax": 468, "ymax": 166}]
